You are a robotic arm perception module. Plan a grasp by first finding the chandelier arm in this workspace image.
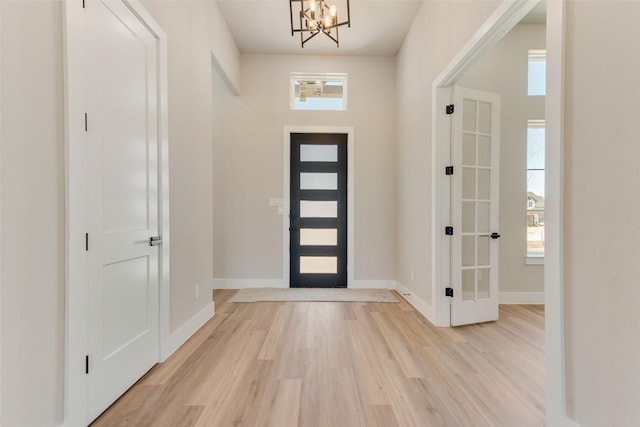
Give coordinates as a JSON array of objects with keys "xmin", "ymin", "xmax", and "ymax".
[
  {"xmin": 301, "ymin": 29, "xmax": 322, "ymax": 47},
  {"xmin": 346, "ymin": 0, "xmax": 350, "ymax": 28},
  {"xmin": 322, "ymin": 29, "xmax": 339, "ymax": 46},
  {"xmin": 289, "ymin": 0, "xmax": 295, "ymax": 35}
]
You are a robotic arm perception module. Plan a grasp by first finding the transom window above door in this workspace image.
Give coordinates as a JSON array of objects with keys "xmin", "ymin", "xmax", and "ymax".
[{"xmin": 291, "ymin": 72, "xmax": 347, "ymax": 111}]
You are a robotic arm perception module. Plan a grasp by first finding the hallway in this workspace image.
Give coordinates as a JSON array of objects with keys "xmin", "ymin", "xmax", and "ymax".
[{"xmin": 92, "ymin": 290, "xmax": 544, "ymax": 426}]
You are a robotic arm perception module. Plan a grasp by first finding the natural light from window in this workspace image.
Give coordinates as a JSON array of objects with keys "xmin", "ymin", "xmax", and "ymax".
[
  {"xmin": 527, "ymin": 120, "xmax": 545, "ymax": 256},
  {"xmin": 291, "ymin": 73, "xmax": 347, "ymax": 111},
  {"xmin": 528, "ymin": 49, "xmax": 546, "ymax": 96}
]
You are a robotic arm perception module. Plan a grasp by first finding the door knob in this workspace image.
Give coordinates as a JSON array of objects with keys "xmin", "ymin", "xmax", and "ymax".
[
  {"xmin": 490, "ymin": 232, "xmax": 501, "ymax": 239},
  {"xmin": 149, "ymin": 236, "xmax": 162, "ymax": 246}
]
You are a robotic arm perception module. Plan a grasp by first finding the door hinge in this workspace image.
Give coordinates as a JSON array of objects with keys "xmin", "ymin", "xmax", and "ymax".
[
  {"xmin": 446, "ymin": 104, "xmax": 454, "ymax": 115},
  {"xmin": 84, "ymin": 113, "xmax": 88, "ymax": 131},
  {"xmin": 445, "ymin": 226, "xmax": 454, "ymax": 236},
  {"xmin": 445, "ymin": 166, "xmax": 454, "ymax": 175},
  {"xmin": 85, "ymin": 355, "xmax": 89, "ymax": 374},
  {"xmin": 85, "ymin": 233, "xmax": 89, "ymax": 251},
  {"xmin": 445, "ymin": 287, "xmax": 454, "ymax": 297}
]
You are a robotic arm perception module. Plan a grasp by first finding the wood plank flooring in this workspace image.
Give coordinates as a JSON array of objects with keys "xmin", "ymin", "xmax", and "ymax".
[{"xmin": 91, "ymin": 290, "xmax": 544, "ymax": 427}]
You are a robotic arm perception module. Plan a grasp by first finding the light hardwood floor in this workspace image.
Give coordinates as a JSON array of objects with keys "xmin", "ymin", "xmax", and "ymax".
[{"xmin": 92, "ymin": 290, "xmax": 544, "ymax": 427}]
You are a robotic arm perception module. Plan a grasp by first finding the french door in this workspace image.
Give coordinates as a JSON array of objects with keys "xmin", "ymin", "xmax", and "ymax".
[
  {"xmin": 451, "ymin": 87, "xmax": 501, "ymax": 326},
  {"xmin": 290, "ymin": 133, "xmax": 347, "ymax": 288}
]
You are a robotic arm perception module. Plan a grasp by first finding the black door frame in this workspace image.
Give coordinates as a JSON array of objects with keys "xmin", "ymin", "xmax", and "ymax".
[{"xmin": 289, "ymin": 133, "xmax": 348, "ymax": 288}]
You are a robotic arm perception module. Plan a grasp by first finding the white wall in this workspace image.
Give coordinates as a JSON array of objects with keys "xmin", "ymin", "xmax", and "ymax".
[
  {"xmin": 141, "ymin": 0, "xmax": 240, "ymax": 332},
  {"xmin": 0, "ymin": 1, "xmax": 65, "ymax": 425},
  {"xmin": 395, "ymin": 0, "xmax": 501, "ymax": 305},
  {"xmin": 564, "ymin": 1, "xmax": 640, "ymax": 425},
  {"xmin": 0, "ymin": 0, "xmax": 240, "ymax": 424},
  {"xmin": 458, "ymin": 24, "xmax": 545, "ymax": 295},
  {"xmin": 212, "ymin": 54, "xmax": 396, "ymax": 286}
]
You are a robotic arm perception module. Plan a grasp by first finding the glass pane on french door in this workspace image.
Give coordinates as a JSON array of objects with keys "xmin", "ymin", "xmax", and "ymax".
[{"xmin": 461, "ymin": 102, "xmax": 493, "ymax": 302}]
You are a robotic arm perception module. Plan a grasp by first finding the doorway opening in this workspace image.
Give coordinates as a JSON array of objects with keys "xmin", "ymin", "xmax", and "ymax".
[
  {"xmin": 283, "ymin": 126, "xmax": 355, "ymax": 288},
  {"xmin": 431, "ymin": 0, "xmax": 568, "ymax": 422}
]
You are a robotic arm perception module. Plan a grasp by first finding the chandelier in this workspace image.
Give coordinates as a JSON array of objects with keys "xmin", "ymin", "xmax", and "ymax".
[{"xmin": 289, "ymin": 0, "xmax": 351, "ymax": 48}]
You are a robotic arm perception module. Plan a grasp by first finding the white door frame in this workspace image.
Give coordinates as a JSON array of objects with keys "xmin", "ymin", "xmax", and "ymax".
[
  {"xmin": 63, "ymin": 1, "xmax": 170, "ymax": 425},
  {"xmin": 283, "ymin": 126, "xmax": 355, "ymax": 288},
  {"xmin": 431, "ymin": 0, "xmax": 572, "ymax": 424}
]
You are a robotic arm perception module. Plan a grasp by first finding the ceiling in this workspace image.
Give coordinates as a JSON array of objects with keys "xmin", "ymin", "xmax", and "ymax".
[
  {"xmin": 217, "ymin": 0, "xmax": 546, "ymax": 57},
  {"xmin": 216, "ymin": 0, "xmax": 424, "ymax": 56}
]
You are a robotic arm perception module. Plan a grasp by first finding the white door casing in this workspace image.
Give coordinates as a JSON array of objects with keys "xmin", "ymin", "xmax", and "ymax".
[
  {"xmin": 450, "ymin": 87, "xmax": 500, "ymax": 326},
  {"xmin": 283, "ymin": 126, "xmax": 355, "ymax": 288},
  {"xmin": 64, "ymin": 0, "xmax": 170, "ymax": 424}
]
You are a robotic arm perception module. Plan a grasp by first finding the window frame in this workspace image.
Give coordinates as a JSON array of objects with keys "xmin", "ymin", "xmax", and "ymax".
[
  {"xmin": 290, "ymin": 72, "xmax": 348, "ymax": 111},
  {"xmin": 526, "ymin": 119, "xmax": 546, "ymax": 263}
]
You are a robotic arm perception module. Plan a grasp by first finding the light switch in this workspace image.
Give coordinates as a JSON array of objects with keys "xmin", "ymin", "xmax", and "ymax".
[{"xmin": 269, "ymin": 198, "xmax": 284, "ymax": 207}]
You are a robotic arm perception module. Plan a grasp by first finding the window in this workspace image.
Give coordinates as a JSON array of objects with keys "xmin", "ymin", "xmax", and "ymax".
[
  {"xmin": 291, "ymin": 73, "xmax": 347, "ymax": 111},
  {"xmin": 527, "ymin": 120, "xmax": 545, "ymax": 257},
  {"xmin": 527, "ymin": 50, "xmax": 546, "ymax": 96}
]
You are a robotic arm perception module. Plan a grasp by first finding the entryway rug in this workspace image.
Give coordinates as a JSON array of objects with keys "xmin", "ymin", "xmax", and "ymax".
[{"xmin": 229, "ymin": 288, "xmax": 399, "ymax": 303}]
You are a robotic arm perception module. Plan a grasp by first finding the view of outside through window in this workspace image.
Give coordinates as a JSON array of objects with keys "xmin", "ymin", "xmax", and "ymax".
[
  {"xmin": 527, "ymin": 121, "xmax": 545, "ymax": 255},
  {"xmin": 292, "ymin": 73, "xmax": 347, "ymax": 111},
  {"xmin": 527, "ymin": 49, "xmax": 546, "ymax": 96}
]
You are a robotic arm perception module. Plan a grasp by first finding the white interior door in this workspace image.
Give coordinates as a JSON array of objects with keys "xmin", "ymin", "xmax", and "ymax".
[
  {"xmin": 451, "ymin": 87, "xmax": 500, "ymax": 326},
  {"xmin": 86, "ymin": 0, "xmax": 161, "ymax": 420}
]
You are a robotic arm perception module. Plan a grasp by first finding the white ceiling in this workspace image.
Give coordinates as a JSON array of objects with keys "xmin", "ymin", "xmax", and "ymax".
[
  {"xmin": 217, "ymin": 0, "xmax": 424, "ymax": 56},
  {"xmin": 217, "ymin": 0, "xmax": 545, "ymax": 57}
]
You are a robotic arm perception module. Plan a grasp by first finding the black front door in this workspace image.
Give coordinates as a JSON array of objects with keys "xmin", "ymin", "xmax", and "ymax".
[{"xmin": 290, "ymin": 133, "xmax": 347, "ymax": 288}]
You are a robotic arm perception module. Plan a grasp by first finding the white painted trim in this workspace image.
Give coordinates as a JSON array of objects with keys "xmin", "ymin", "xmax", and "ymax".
[
  {"xmin": 162, "ymin": 302, "xmax": 214, "ymax": 362},
  {"xmin": 396, "ymin": 282, "xmax": 436, "ymax": 324},
  {"xmin": 63, "ymin": 1, "xmax": 169, "ymax": 425},
  {"xmin": 499, "ymin": 292, "xmax": 545, "ymax": 305},
  {"xmin": 350, "ymin": 280, "xmax": 396, "ymax": 290},
  {"xmin": 432, "ymin": 86, "xmax": 453, "ymax": 327},
  {"xmin": 211, "ymin": 52, "xmax": 239, "ymax": 96},
  {"xmin": 282, "ymin": 126, "xmax": 355, "ymax": 288},
  {"xmin": 525, "ymin": 255, "xmax": 545, "ymax": 265},
  {"xmin": 63, "ymin": 2, "xmax": 90, "ymax": 425},
  {"xmin": 0, "ymin": 1, "xmax": 3, "ymax": 420},
  {"xmin": 435, "ymin": 0, "xmax": 541, "ymax": 88},
  {"xmin": 544, "ymin": 1, "xmax": 575, "ymax": 426},
  {"xmin": 213, "ymin": 279, "xmax": 288, "ymax": 289}
]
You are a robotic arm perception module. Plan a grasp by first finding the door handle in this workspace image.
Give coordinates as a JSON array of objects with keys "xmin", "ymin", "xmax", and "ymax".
[
  {"xmin": 490, "ymin": 232, "xmax": 501, "ymax": 239},
  {"xmin": 149, "ymin": 236, "xmax": 162, "ymax": 246}
]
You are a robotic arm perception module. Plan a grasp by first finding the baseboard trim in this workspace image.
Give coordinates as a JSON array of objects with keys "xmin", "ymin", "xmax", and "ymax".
[
  {"xmin": 350, "ymin": 279, "xmax": 396, "ymax": 289},
  {"xmin": 213, "ymin": 279, "xmax": 287, "ymax": 289},
  {"xmin": 162, "ymin": 301, "xmax": 215, "ymax": 361},
  {"xmin": 499, "ymin": 291, "xmax": 545, "ymax": 304},
  {"xmin": 395, "ymin": 282, "xmax": 436, "ymax": 324}
]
